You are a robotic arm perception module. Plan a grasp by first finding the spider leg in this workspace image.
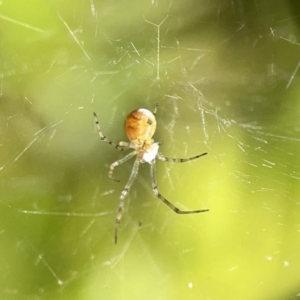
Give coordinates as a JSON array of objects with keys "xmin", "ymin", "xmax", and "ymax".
[
  {"xmin": 153, "ymin": 103, "xmax": 158, "ymax": 116},
  {"xmin": 150, "ymin": 160, "xmax": 209, "ymax": 214},
  {"xmin": 157, "ymin": 152, "xmax": 207, "ymax": 163},
  {"xmin": 93, "ymin": 112, "xmax": 130, "ymax": 151},
  {"xmin": 115, "ymin": 159, "xmax": 140, "ymax": 244},
  {"xmin": 109, "ymin": 151, "xmax": 137, "ymax": 182}
]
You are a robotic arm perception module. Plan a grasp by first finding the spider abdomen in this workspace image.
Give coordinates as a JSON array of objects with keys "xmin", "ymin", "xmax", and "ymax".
[{"xmin": 125, "ymin": 108, "xmax": 157, "ymax": 141}]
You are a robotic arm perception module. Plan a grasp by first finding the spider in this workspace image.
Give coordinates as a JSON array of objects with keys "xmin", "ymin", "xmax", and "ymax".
[{"xmin": 93, "ymin": 104, "xmax": 209, "ymax": 243}]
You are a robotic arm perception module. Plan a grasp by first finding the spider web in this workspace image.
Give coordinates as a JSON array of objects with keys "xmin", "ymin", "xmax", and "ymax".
[{"xmin": 1, "ymin": 1, "xmax": 300, "ymax": 299}]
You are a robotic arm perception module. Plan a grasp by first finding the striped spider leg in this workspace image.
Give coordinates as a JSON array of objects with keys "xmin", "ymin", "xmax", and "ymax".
[{"xmin": 152, "ymin": 152, "xmax": 208, "ymax": 214}]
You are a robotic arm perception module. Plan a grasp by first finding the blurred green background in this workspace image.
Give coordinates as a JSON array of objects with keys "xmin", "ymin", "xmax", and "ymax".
[{"xmin": 1, "ymin": 0, "xmax": 300, "ymax": 299}]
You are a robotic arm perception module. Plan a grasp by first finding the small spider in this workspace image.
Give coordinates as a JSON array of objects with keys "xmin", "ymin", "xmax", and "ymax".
[{"xmin": 93, "ymin": 104, "xmax": 209, "ymax": 243}]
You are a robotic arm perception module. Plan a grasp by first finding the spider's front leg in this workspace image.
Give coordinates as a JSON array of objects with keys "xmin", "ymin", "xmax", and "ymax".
[
  {"xmin": 108, "ymin": 151, "xmax": 137, "ymax": 182},
  {"xmin": 150, "ymin": 160, "xmax": 209, "ymax": 214},
  {"xmin": 115, "ymin": 159, "xmax": 140, "ymax": 244},
  {"xmin": 157, "ymin": 151, "xmax": 207, "ymax": 163}
]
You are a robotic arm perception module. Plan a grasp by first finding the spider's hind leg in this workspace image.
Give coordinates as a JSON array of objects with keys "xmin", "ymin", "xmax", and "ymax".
[
  {"xmin": 153, "ymin": 103, "xmax": 158, "ymax": 116},
  {"xmin": 93, "ymin": 112, "xmax": 129, "ymax": 151}
]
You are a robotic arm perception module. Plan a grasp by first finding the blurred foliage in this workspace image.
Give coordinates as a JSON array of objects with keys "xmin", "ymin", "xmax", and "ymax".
[{"xmin": 1, "ymin": 1, "xmax": 300, "ymax": 300}]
